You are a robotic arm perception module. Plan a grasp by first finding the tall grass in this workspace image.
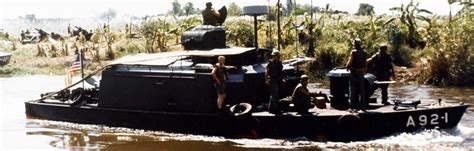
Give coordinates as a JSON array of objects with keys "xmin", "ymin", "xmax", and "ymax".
[{"xmin": 418, "ymin": 15, "xmax": 474, "ymax": 86}]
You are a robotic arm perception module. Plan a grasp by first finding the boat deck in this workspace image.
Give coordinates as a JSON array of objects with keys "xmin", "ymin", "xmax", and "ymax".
[
  {"xmin": 251, "ymin": 102, "xmax": 453, "ymax": 117},
  {"xmin": 37, "ymin": 99, "xmax": 456, "ymax": 117}
]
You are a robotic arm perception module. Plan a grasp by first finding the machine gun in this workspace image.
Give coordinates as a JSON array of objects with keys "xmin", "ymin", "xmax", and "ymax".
[{"xmin": 392, "ymin": 100, "xmax": 421, "ymax": 110}]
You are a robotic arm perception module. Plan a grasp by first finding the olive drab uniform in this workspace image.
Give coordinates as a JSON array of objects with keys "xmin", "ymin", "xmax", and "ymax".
[
  {"xmin": 349, "ymin": 48, "xmax": 367, "ymax": 111},
  {"xmin": 370, "ymin": 52, "xmax": 393, "ymax": 104},
  {"xmin": 267, "ymin": 60, "xmax": 283, "ymax": 114},
  {"xmin": 214, "ymin": 65, "xmax": 228, "ymax": 95},
  {"xmin": 202, "ymin": 8, "xmax": 218, "ymax": 26},
  {"xmin": 292, "ymin": 83, "xmax": 312, "ymax": 114}
]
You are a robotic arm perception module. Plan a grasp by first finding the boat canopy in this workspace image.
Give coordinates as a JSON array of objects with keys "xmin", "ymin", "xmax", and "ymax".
[{"xmin": 109, "ymin": 47, "xmax": 255, "ymax": 66}]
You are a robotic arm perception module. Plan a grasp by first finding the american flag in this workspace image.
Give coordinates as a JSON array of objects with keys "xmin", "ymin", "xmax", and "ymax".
[{"xmin": 65, "ymin": 54, "xmax": 82, "ymax": 87}]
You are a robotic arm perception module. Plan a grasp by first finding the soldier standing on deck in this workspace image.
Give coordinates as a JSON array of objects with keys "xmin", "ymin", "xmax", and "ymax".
[
  {"xmin": 346, "ymin": 38, "xmax": 367, "ymax": 112},
  {"xmin": 266, "ymin": 50, "xmax": 284, "ymax": 114},
  {"xmin": 367, "ymin": 44, "xmax": 394, "ymax": 105}
]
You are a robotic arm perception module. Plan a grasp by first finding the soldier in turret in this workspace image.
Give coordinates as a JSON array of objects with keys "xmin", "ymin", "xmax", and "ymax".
[
  {"xmin": 346, "ymin": 38, "xmax": 367, "ymax": 112},
  {"xmin": 202, "ymin": 2, "xmax": 220, "ymax": 26}
]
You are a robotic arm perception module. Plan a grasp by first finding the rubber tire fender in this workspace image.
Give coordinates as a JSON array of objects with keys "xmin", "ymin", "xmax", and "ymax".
[
  {"xmin": 337, "ymin": 114, "xmax": 362, "ymax": 131},
  {"xmin": 70, "ymin": 88, "xmax": 85, "ymax": 107},
  {"xmin": 230, "ymin": 103, "xmax": 252, "ymax": 117}
]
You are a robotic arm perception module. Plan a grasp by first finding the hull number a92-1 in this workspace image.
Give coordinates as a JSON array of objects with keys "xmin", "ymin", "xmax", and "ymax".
[{"xmin": 406, "ymin": 112, "xmax": 448, "ymax": 127}]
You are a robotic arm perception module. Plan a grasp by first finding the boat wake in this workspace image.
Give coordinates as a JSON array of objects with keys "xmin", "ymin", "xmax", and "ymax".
[
  {"xmin": 25, "ymin": 119, "xmax": 474, "ymax": 150},
  {"xmin": 230, "ymin": 125, "xmax": 474, "ymax": 150}
]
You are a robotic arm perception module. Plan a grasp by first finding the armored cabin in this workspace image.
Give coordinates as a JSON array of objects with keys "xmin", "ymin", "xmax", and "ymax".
[{"xmin": 97, "ymin": 25, "xmax": 302, "ymax": 113}]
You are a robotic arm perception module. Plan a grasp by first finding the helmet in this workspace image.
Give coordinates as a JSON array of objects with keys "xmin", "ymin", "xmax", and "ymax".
[
  {"xmin": 354, "ymin": 38, "xmax": 362, "ymax": 46},
  {"xmin": 271, "ymin": 50, "xmax": 280, "ymax": 56},
  {"xmin": 206, "ymin": 2, "xmax": 212, "ymax": 8},
  {"xmin": 300, "ymin": 74, "xmax": 309, "ymax": 79}
]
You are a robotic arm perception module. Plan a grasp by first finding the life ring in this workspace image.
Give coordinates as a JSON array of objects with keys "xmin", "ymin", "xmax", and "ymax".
[
  {"xmin": 230, "ymin": 103, "xmax": 252, "ymax": 117},
  {"xmin": 70, "ymin": 88, "xmax": 85, "ymax": 106},
  {"xmin": 337, "ymin": 114, "xmax": 363, "ymax": 140}
]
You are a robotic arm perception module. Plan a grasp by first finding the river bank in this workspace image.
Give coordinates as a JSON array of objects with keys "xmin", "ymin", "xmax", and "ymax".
[
  {"xmin": 0, "ymin": 39, "xmax": 122, "ymax": 76},
  {"xmin": 0, "ymin": 40, "xmax": 420, "ymax": 84}
]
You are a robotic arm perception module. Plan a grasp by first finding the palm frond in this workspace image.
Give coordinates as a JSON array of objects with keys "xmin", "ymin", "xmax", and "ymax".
[{"xmin": 418, "ymin": 9, "xmax": 433, "ymax": 14}]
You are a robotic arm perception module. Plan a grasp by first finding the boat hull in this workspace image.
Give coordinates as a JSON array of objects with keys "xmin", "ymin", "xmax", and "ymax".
[
  {"xmin": 25, "ymin": 101, "xmax": 257, "ymax": 137},
  {"xmin": 25, "ymin": 101, "xmax": 469, "ymax": 141},
  {"xmin": 255, "ymin": 105, "xmax": 469, "ymax": 141}
]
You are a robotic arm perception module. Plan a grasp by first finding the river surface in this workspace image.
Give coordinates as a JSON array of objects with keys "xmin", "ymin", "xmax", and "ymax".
[{"xmin": 1, "ymin": 75, "xmax": 473, "ymax": 150}]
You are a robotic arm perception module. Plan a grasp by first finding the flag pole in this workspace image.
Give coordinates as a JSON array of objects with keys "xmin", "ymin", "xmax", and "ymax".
[{"xmin": 80, "ymin": 49, "xmax": 84, "ymax": 88}]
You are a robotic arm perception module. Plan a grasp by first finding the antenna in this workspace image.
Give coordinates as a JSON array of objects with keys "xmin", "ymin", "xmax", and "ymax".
[
  {"xmin": 308, "ymin": 0, "xmax": 315, "ymax": 57},
  {"xmin": 294, "ymin": 0, "xmax": 298, "ymax": 57},
  {"xmin": 277, "ymin": 0, "xmax": 281, "ymax": 51},
  {"xmin": 311, "ymin": 0, "xmax": 313, "ymax": 21},
  {"xmin": 268, "ymin": 0, "xmax": 272, "ymax": 49}
]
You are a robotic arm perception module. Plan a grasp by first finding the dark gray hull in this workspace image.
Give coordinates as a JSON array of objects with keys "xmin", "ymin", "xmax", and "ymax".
[{"xmin": 25, "ymin": 101, "xmax": 469, "ymax": 141}]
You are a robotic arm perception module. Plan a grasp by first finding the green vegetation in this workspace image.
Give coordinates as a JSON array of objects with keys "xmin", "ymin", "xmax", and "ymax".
[
  {"xmin": 170, "ymin": 0, "xmax": 199, "ymax": 16},
  {"xmin": 0, "ymin": 1, "xmax": 472, "ymax": 86},
  {"xmin": 355, "ymin": 3, "xmax": 375, "ymax": 16},
  {"xmin": 416, "ymin": 3, "xmax": 474, "ymax": 86},
  {"xmin": 228, "ymin": 2, "xmax": 242, "ymax": 16}
]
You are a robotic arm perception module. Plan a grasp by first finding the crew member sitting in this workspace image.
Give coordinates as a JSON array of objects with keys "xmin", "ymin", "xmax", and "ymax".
[
  {"xmin": 292, "ymin": 75, "xmax": 316, "ymax": 114},
  {"xmin": 202, "ymin": 2, "xmax": 220, "ymax": 26}
]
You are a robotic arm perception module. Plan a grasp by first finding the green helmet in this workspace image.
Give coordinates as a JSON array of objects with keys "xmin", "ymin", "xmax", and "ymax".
[{"xmin": 271, "ymin": 50, "xmax": 280, "ymax": 56}]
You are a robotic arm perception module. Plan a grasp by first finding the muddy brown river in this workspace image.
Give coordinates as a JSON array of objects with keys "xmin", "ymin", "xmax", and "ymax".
[{"xmin": 1, "ymin": 76, "xmax": 473, "ymax": 150}]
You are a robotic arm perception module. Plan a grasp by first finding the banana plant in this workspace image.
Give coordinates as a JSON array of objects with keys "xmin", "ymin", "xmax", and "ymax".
[
  {"xmin": 281, "ymin": 15, "xmax": 298, "ymax": 47},
  {"xmin": 225, "ymin": 19, "xmax": 253, "ymax": 47},
  {"xmin": 298, "ymin": 13, "xmax": 325, "ymax": 57},
  {"xmin": 139, "ymin": 17, "xmax": 174, "ymax": 53},
  {"xmin": 362, "ymin": 13, "xmax": 388, "ymax": 53},
  {"xmin": 387, "ymin": 0, "xmax": 433, "ymax": 48},
  {"xmin": 366, "ymin": 13, "xmax": 386, "ymax": 41},
  {"xmin": 171, "ymin": 15, "xmax": 201, "ymax": 44}
]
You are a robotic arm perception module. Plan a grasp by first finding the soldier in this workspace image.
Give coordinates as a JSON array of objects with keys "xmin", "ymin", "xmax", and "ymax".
[
  {"xmin": 20, "ymin": 30, "xmax": 25, "ymax": 42},
  {"xmin": 67, "ymin": 24, "xmax": 72, "ymax": 35},
  {"xmin": 212, "ymin": 56, "xmax": 228, "ymax": 113},
  {"xmin": 125, "ymin": 24, "xmax": 130, "ymax": 37},
  {"xmin": 202, "ymin": 2, "xmax": 220, "ymax": 26},
  {"xmin": 346, "ymin": 38, "xmax": 367, "ymax": 112},
  {"xmin": 266, "ymin": 50, "xmax": 284, "ymax": 114},
  {"xmin": 367, "ymin": 44, "xmax": 394, "ymax": 105},
  {"xmin": 292, "ymin": 75, "xmax": 316, "ymax": 114},
  {"xmin": 36, "ymin": 28, "xmax": 48, "ymax": 41}
]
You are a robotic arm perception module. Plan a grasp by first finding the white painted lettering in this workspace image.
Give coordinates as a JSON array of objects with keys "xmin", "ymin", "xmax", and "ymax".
[
  {"xmin": 444, "ymin": 112, "xmax": 448, "ymax": 123},
  {"xmin": 431, "ymin": 114, "xmax": 439, "ymax": 125},
  {"xmin": 419, "ymin": 115, "xmax": 427, "ymax": 126},
  {"xmin": 406, "ymin": 116, "xmax": 416, "ymax": 127}
]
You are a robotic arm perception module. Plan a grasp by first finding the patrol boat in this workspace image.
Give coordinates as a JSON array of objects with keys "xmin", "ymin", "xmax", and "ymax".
[{"xmin": 25, "ymin": 6, "xmax": 469, "ymax": 141}]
